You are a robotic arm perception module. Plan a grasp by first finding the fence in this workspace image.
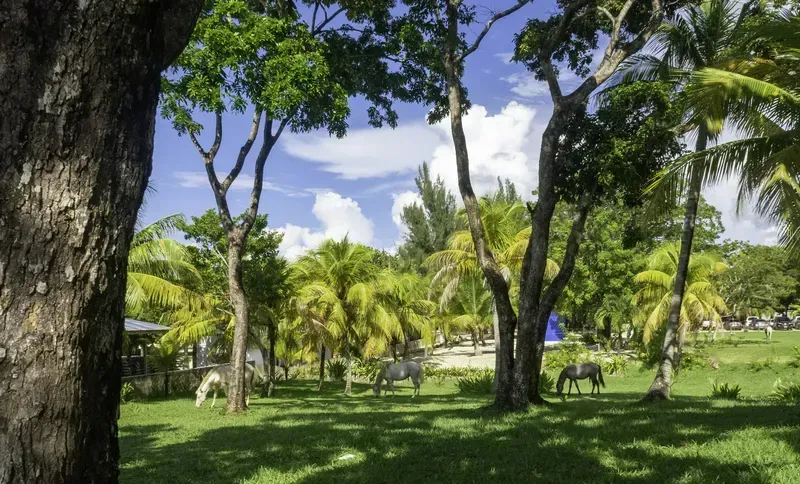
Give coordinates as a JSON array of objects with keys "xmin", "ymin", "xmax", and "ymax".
[{"xmin": 122, "ymin": 364, "xmax": 220, "ymax": 398}]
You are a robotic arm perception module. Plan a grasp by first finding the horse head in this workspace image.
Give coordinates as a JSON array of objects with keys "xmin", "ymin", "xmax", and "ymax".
[
  {"xmin": 373, "ymin": 384, "xmax": 381, "ymax": 397},
  {"xmin": 555, "ymin": 381, "xmax": 565, "ymax": 401},
  {"xmin": 195, "ymin": 389, "xmax": 207, "ymax": 408}
]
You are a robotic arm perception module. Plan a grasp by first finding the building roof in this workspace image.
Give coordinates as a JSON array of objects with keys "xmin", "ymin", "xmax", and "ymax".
[{"xmin": 124, "ymin": 318, "xmax": 170, "ymax": 334}]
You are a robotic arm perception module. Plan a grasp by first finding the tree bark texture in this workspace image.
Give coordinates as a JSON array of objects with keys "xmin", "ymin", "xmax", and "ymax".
[
  {"xmin": 268, "ymin": 321, "xmax": 276, "ymax": 395},
  {"xmin": 0, "ymin": 1, "xmax": 202, "ymax": 482},
  {"xmin": 491, "ymin": 305, "xmax": 500, "ymax": 393},
  {"xmin": 226, "ymin": 237, "xmax": 249, "ymax": 412},
  {"xmin": 645, "ymin": 134, "xmax": 707, "ymax": 401}
]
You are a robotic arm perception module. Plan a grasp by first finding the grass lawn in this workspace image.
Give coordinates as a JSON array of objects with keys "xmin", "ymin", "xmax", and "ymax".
[{"xmin": 120, "ymin": 332, "xmax": 800, "ymax": 484}]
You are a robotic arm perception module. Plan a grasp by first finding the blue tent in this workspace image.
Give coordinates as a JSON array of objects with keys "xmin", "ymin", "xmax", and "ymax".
[{"xmin": 545, "ymin": 313, "xmax": 565, "ymax": 342}]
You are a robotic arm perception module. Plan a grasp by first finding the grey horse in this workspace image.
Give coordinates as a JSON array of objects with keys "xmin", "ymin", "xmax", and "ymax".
[
  {"xmin": 556, "ymin": 362, "xmax": 605, "ymax": 400},
  {"xmin": 373, "ymin": 361, "xmax": 423, "ymax": 397}
]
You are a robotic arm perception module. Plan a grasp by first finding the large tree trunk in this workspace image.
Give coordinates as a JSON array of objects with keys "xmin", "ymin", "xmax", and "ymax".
[
  {"xmin": 0, "ymin": 1, "xmax": 201, "ymax": 482},
  {"xmin": 644, "ymin": 135, "xmax": 706, "ymax": 401},
  {"xmin": 527, "ymin": 190, "xmax": 593, "ymax": 405},
  {"xmin": 226, "ymin": 237, "xmax": 250, "ymax": 412}
]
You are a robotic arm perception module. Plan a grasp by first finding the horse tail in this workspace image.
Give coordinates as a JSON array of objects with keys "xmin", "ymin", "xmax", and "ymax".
[
  {"xmin": 598, "ymin": 365, "xmax": 606, "ymax": 388},
  {"xmin": 419, "ymin": 364, "xmax": 424, "ymax": 384}
]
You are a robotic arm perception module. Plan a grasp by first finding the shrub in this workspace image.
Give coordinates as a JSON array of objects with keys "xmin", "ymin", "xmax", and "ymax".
[
  {"xmin": 606, "ymin": 354, "xmax": 628, "ymax": 375},
  {"xmin": 772, "ymin": 380, "xmax": 800, "ymax": 404},
  {"xmin": 120, "ymin": 382, "xmax": 135, "ymax": 404},
  {"xmin": 352, "ymin": 357, "xmax": 383, "ymax": 382},
  {"xmin": 290, "ymin": 365, "xmax": 318, "ymax": 381},
  {"xmin": 789, "ymin": 346, "xmax": 800, "ymax": 369},
  {"xmin": 326, "ymin": 358, "xmax": 347, "ymax": 381},
  {"xmin": 681, "ymin": 349, "xmax": 710, "ymax": 371},
  {"xmin": 544, "ymin": 334, "xmax": 591, "ymax": 371},
  {"xmin": 456, "ymin": 368, "xmax": 494, "ymax": 394},
  {"xmin": 424, "ymin": 365, "xmax": 486, "ymax": 379},
  {"xmin": 748, "ymin": 357, "xmax": 775, "ymax": 372},
  {"xmin": 710, "ymin": 381, "xmax": 741, "ymax": 400},
  {"xmin": 539, "ymin": 372, "xmax": 555, "ymax": 394}
]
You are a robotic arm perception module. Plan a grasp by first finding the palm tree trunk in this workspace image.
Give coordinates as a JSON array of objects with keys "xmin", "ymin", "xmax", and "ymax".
[
  {"xmin": 471, "ymin": 328, "xmax": 482, "ymax": 356},
  {"xmin": 402, "ymin": 332, "xmax": 410, "ymax": 360},
  {"xmin": 226, "ymin": 237, "xmax": 250, "ymax": 412},
  {"xmin": 391, "ymin": 338, "xmax": 398, "ymax": 363},
  {"xmin": 317, "ymin": 345, "xmax": 326, "ymax": 391},
  {"xmin": 492, "ymin": 305, "xmax": 500, "ymax": 392},
  {"xmin": 344, "ymin": 336, "xmax": 353, "ymax": 395},
  {"xmin": 644, "ymin": 133, "xmax": 707, "ymax": 401},
  {"xmin": 0, "ymin": 2, "xmax": 202, "ymax": 480},
  {"xmin": 267, "ymin": 322, "xmax": 277, "ymax": 396}
]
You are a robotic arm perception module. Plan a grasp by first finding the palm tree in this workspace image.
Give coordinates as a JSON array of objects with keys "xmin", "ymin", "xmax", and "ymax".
[
  {"xmin": 292, "ymin": 237, "xmax": 400, "ymax": 395},
  {"xmin": 146, "ymin": 336, "xmax": 184, "ymax": 397},
  {"xmin": 633, "ymin": 244, "xmax": 727, "ymax": 351},
  {"xmin": 655, "ymin": 14, "xmax": 800, "ymax": 255},
  {"xmin": 425, "ymin": 199, "xmax": 558, "ymax": 385},
  {"xmin": 444, "ymin": 275, "xmax": 493, "ymax": 356},
  {"xmin": 127, "ymin": 214, "xmax": 205, "ymax": 318},
  {"xmin": 620, "ymin": 0, "xmax": 758, "ymax": 399},
  {"xmin": 594, "ymin": 293, "xmax": 635, "ymax": 351},
  {"xmin": 375, "ymin": 271, "xmax": 436, "ymax": 361}
]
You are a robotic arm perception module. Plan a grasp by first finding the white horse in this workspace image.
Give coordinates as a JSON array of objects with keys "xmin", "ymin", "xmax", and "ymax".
[
  {"xmin": 765, "ymin": 325, "xmax": 773, "ymax": 340},
  {"xmin": 373, "ymin": 361, "xmax": 423, "ymax": 397},
  {"xmin": 195, "ymin": 363, "xmax": 255, "ymax": 408}
]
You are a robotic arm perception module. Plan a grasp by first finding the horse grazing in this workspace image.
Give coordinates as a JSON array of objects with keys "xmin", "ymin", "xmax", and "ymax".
[
  {"xmin": 195, "ymin": 363, "xmax": 255, "ymax": 408},
  {"xmin": 373, "ymin": 361, "xmax": 423, "ymax": 397},
  {"xmin": 765, "ymin": 325, "xmax": 773, "ymax": 340},
  {"xmin": 556, "ymin": 362, "xmax": 605, "ymax": 400}
]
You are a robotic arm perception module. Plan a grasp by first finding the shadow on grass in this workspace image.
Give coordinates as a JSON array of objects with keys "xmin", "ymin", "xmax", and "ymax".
[{"xmin": 120, "ymin": 382, "xmax": 800, "ymax": 484}]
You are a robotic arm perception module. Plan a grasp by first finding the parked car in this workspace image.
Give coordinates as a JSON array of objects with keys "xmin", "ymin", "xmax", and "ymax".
[
  {"xmin": 701, "ymin": 320, "xmax": 712, "ymax": 329},
  {"xmin": 745, "ymin": 316, "xmax": 758, "ymax": 328},
  {"xmin": 754, "ymin": 320, "xmax": 769, "ymax": 330},
  {"xmin": 723, "ymin": 320, "xmax": 743, "ymax": 331},
  {"xmin": 774, "ymin": 316, "xmax": 792, "ymax": 330}
]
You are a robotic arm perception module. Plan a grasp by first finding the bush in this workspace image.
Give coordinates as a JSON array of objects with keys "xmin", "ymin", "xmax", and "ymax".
[
  {"xmin": 456, "ymin": 368, "xmax": 494, "ymax": 394},
  {"xmin": 544, "ymin": 334, "xmax": 591, "ymax": 371},
  {"xmin": 120, "ymin": 382, "xmax": 135, "ymax": 404},
  {"xmin": 424, "ymin": 365, "xmax": 487, "ymax": 379},
  {"xmin": 789, "ymin": 346, "xmax": 800, "ymax": 369},
  {"xmin": 606, "ymin": 354, "xmax": 628, "ymax": 375},
  {"xmin": 681, "ymin": 348, "xmax": 709, "ymax": 371},
  {"xmin": 352, "ymin": 357, "xmax": 383, "ymax": 382},
  {"xmin": 772, "ymin": 380, "xmax": 800, "ymax": 404},
  {"xmin": 290, "ymin": 365, "xmax": 318, "ymax": 381},
  {"xmin": 748, "ymin": 357, "xmax": 775, "ymax": 372},
  {"xmin": 326, "ymin": 358, "xmax": 347, "ymax": 381},
  {"xmin": 710, "ymin": 381, "xmax": 741, "ymax": 400},
  {"xmin": 539, "ymin": 372, "xmax": 555, "ymax": 394}
]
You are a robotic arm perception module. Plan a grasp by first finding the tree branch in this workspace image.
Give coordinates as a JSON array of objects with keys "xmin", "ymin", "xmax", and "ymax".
[
  {"xmin": 241, "ymin": 117, "xmax": 289, "ymax": 235},
  {"xmin": 221, "ymin": 110, "xmax": 262, "ymax": 194},
  {"xmin": 189, "ymin": 132, "xmax": 208, "ymax": 158},
  {"xmin": 209, "ymin": 112, "xmax": 222, "ymax": 159},
  {"xmin": 597, "ymin": 6, "xmax": 615, "ymax": 24},
  {"xmin": 457, "ymin": 1, "xmax": 531, "ymax": 62},
  {"xmin": 541, "ymin": 0, "xmax": 592, "ymax": 59},
  {"xmin": 541, "ymin": 60, "xmax": 562, "ymax": 101},
  {"xmin": 311, "ymin": 0, "xmax": 320, "ymax": 33},
  {"xmin": 539, "ymin": 187, "xmax": 595, "ymax": 312},
  {"xmin": 313, "ymin": 7, "xmax": 345, "ymax": 35}
]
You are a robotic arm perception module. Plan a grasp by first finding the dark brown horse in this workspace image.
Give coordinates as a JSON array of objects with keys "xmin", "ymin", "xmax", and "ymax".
[{"xmin": 556, "ymin": 362, "xmax": 605, "ymax": 400}]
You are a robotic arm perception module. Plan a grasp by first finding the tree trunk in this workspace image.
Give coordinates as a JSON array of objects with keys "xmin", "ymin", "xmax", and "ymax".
[
  {"xmin": 317, "ymin": 345, "xmax": 326, "ymax": 391},
  {"xmin": 402, "ymin": 332, "xmax": 410, "ymax": 360},
  {"xmin": 226, "ymin": 238, "xmax": 249, "ymax": 412},
  {"xmin": 268, "ymin": 321, "xmax": 277, "ymax": 395},
  {"xmin": 471, "ymin": 328, "xmax": 483, "ymax": 356},
  {"xmin": 164, "ymin": 371, "xmax": 170, "ymax": 398},
  {"xmin": 0, "ymin": 1, "xmax": 202, "ymax": 482},
  {"xmin": 344, "ymin": 335, "xmax": 353, "ymax": 395},
  {"xmin": 644, "ymin": 134, "xmax": 707, "ymax": 401},
  {"xmin": 492, "ymin": 305, "xmax": 500, "ymax": 392},
  {"xmin": 391, "ymin": 338, "xmax": 398, "ymax": 362}
]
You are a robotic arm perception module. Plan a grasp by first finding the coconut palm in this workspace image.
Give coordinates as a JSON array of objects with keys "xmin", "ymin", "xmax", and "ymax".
[
  {"xmin": 633, "ymin": 244, "xmax": 727, "ymax": 348},
  {"xmin": 619, "ymin": 0, "xmax": 758, "ymax": 399},
  {"xmin": 654, "ymin": 14, "xmax": 800, "ymax": 255},
  {"xmin": 126, "ymin": 214, "xmax": 205, "ymax": 318},
  {"xmin": 292, "ymin": 237, "xmax": 401, "ymax": 395},
  {"xmin": 444, "ymin": 275, "xmax": 493, "ymax": 356},
  {"xmin": 375, "ymin": 271, "xmax": 436, "ymax": 361}
]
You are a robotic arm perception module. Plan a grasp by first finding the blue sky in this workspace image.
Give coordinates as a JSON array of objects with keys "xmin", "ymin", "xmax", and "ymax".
[{"xmin": 145, "ymin": 1, "xmax": 777, "ymax": 257}]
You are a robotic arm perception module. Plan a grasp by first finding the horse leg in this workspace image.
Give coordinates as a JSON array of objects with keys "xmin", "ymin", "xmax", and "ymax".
[
  {"xmin": 568, "ymin": 380, "xmax": 573, "ymax": 396},
  {"xmin": 590, "ymin": 376, "xmax": 597, "ymax": 395},
  {"xmin": 411, "ymin": 376, "xmax": 418, "ymax": 398},
  {"xmin": 575, "ymin": 380, "xmax": 582, "ymax": 395},
  {"xmin": 211, "ymin": 390, "xmax": 217, "ymax": 408}
]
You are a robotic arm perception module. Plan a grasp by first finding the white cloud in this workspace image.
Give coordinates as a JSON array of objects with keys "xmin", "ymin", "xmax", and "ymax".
[
  {"xmin": 495, "ymin": 52, "xmax": 514, "ymax": 64},
  {"xmin": 276, "ymin": 191, "xmax": 375, "ymax": 259},
  {"xmin": 703, "ymin": 177, "xmax": 779, "ymax": 246},
  {"xmin": 282, "ymin": 124, "xmax": 445, "ymax": 179},
  {"xmin": 391, "ymin": 191, "xmax": 423, "ymax": 236},
  {"xmin": 429, "ymin": 102, "xmax": 542, "ymax": 199},
  {"xmin": 174, "ymin": 171, "xmax": 309, "ymax": 197},
  {"xmin": 501, "ymin": 72, "xmax": 549, "ymax": 98}
]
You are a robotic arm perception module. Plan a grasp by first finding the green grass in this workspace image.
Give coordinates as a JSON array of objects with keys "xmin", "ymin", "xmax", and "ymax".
[{"xmin": 120, "ymin": 333, "xmax": 800, "ymax": 484}]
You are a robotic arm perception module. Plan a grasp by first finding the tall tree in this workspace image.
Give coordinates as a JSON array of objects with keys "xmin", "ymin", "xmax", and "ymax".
[
  {"xmin": 395, "ymin": 0, "xmax": 670, "ymax": 409},
  {"xmin": 0, "ymin": 1, "xmax": 203, "ymax": 481},
  {"xmin": 398, "ymin": 162, "xmax": 458, "ymax": 269},
  {"xmin": 621, "ymin": 0, "xmax": 761, "ymax": 400},
  {"xmin": 161, "ymin": 0, "xmax": 424, "ymax": 411}
]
